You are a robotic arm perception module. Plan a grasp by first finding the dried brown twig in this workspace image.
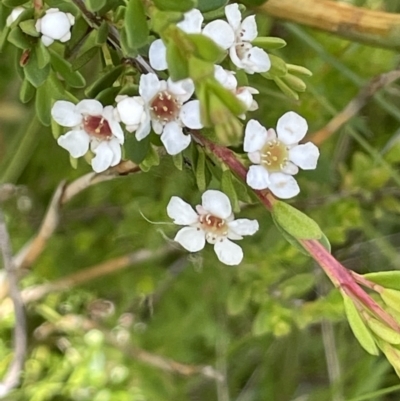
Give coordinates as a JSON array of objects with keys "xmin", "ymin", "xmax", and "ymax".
[
  {"xmin": 310, "ymin": 69, "xmax": 400, "ymax": 145},
  {"xmin": 0, "ymin": 210, "xmax": 27, "ymax": 398}
]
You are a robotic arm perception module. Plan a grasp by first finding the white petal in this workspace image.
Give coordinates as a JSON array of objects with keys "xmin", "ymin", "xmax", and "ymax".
[
  {"xmin": 244, "ymin": 119, "xmax": 267, "ymax": 152},
  {"xmin": 76, "ymin": 99, "xmax": 103, "ymax": 116},
  {"xmin": 248, "ymin": 151, "xmax": 261, "ymax": 164},
  {"xmin": 225, "ymin": 3, "xmax": 241, "ymax": 31},
  {"xmin": 214, "ymin": 65, "xmax": 237, "ymax": 91},
  {"xmin": 91, "ymin": 141, "xmax": 114, "ymax": 173},
  {"xmin": 228, "ymin": 219, "xmax": 259, "ymax": 237},
  {"xmin": 152, "ymin": 119, "xmax": 164, "ymax": 135},
  {"xmin": 116, "ymin": 97, "xmax": 145, "ymax": 126},
  {"xmin": 201, "ymin": 190, "xmax": 232, "ymax": 219},
  {"xmin": 40, "ymin": 11, "xmax": 73, "ymax": 40},
  {"xmin": 167, "ymin": 196, "xmax": 198, "ymax": 225},
  {"xmin": 269, "ymin": 172, "xmax": 300, "ymax": 199},
  {"xmin": 244, "ymin": 47, "xmax": 271, "ymax": 73},
  {"xmin": 289, "ymin": 143, "xmax": 320, "ymax": 170},
  {"xmin": 136, "ymin": 112, "xmax": 151, "ymax": 141},
  {"xmin": 57, "ymin": 130, "xmax": 90, "ymax": 158},
  {"xmin": 160, "ymin": 122, "xmax": 191, "ymax": 155},
  {"xmin": 240, "ymin": 15, "xmax": 257, "ymax": 41},
  {"xmin": 229, "ymin": 46, "xmax": 245, "ymax": 69},
  {"xmin": 276, "ymin": 111, "xmax": 308, "ymax": 145},
  {"xmin": 236, "ymin": 88, "xmax": 253, "ymax": 110},
  {"xmin": 139, "ymin": 73, "xmax": 161, "ymax": 102},
  {"xmin": 281, "ymin": 161, "xmax": 299, "ymax": 175},
  {"xmin": 214, "ymin": 239, "xmax": 243, "ymax": 265},
  {"xmin": 102, "ymin": 106, "xmax": 124, "ymax": 144},
  {"xmin": 180, "ymin": 100, "xmax": 202, "ymax": 129},
  {"xmin": 149, "ymin": 39, "xmax": 168, "ymax": 71},
  {"xmin": 177, "ymin": 9, "xmax": 203, "ymax": 33},
  {"xmin": 51, "ymin": 100, "xmax": 82, "ymax": 127},
  {"xmin": 203, "ymin": 20, "xmax": 235, "ymax": 50},
  {"xmin": 167, "ymin": 78, "xmax": 194, "ymax": 101},
  {"xmin": 41, "ymin": 35, "xmax": 54, "ymax": 46},
  {"xmin": 108, "ymin": 138, "xmax": 122, "ymax": 166},
  {"xmin": 59, "ymin": 31, "xmax": 72, "ymax": 43},
  {"xmin": 246, "ymin": 165, "xmax": 270, "ymax": 190},
  {"xmin": 175, "ymin": 227, "xmax": 206, "ymax": 252},
  {"xmin": 6, "ymin": 7, "xmax": 25, "ymax": 27}
]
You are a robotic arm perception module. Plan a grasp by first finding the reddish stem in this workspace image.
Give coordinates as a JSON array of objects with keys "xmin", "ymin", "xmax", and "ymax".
[{"xmin": 194, "ymin": 132, "xmax": 400, "ymax": 333}]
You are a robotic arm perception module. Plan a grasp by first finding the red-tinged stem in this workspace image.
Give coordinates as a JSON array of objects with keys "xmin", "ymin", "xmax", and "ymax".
[
  {"xmin": 194, "ymin": 132, "xmax": 400, "ymax": 332},
  {"xmin": 350, "ymin": 271, "xmax": 385, "ymax": 294}
]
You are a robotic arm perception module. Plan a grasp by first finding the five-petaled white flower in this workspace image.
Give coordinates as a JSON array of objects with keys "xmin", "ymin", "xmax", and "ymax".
[
  {"xmin": 35, "ymin": 8, "xmax": 75, "ymax": 47},
  {"xmin": 149, "ymin": 8, "xmax": 234, "ymax": 71},
  {"xmin": 167, "ymin": 190, "xmax": 259, "ymax": 266},
  {"xmin": 6, "ymin": 7, "xmax": 24, "ymax": 27},
  {"xmin": 125, "ymin": 72, "xmax": 202, "ymax": 155},
  {"xmin": 51, "ymin": 100, "xmax": 124, "ymax": 173},
  {"xmin": 244, "ymin": 112, "xmax": 319, "ymax": 199},
  {"xmin": 214, "ymin": 65, "xmax": 259, "ymax": 117},
  {"xmin": 224, "ymin": 3, "xmax": 270, "ymax": 74}
]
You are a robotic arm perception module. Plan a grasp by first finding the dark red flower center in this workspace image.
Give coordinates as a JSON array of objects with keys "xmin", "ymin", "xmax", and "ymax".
[
  {"xmin": 150, "ymin": 91, "xmax": 180, "ymax": 122},
  {"xmin": 83, "ymin": 115, "xmax": 112, "ymax": 140}
]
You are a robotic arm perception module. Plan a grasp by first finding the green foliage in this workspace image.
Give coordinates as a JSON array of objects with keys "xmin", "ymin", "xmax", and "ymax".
[{"xmin": 124, "ymin": 0, "xmax": 149, "ymax": 50}]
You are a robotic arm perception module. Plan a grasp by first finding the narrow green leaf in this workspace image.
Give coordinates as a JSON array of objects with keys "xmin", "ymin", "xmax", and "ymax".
[
  {"xmin": 172, "ymin": 152, "xmax": 183, "ymax": 171},
  {"xmin": 124, "ymin": 134, "xmax": 150, "ymax": 164},
  {"xmin": 139, "ymin": 145, "xmax": 160, "ymax": 172},
  {"xmin": 197, "ymin": 0, "xmax": 228, "ymax": 12},
  {"xmin": 95, "ymin": 20, "xmax": 109, "ymax": 45},
  {"xmin": 95, "ymin": 87, "xmax": 120, "ymax": 105},
  {"xmin": 286, "ymin": 64, "xmax": 313, "ymax": 76},
  {"xmin": 283, "ymin": 73, "xmax": 307, "ymax": 92},
  {"xmin": 381, "ymin": 289, "xmax": 400, "ymax": 314},
  {"xmin": 272, "ymin": 200, "xmax": 322, "ymax": 240},
  {"xmin": 273, "ymin": 77, "xmax": 299, "ymax": 100},
  {"xmin": 3, "ymin": 0, "xmax": 27, "ymax": 6},
  {"xmin": 342, "ymin": 294, "xmax": 379, "ymax": 356},
  {"xmin": 166, "ymin": 41, "xmax": 189, "ymax": 81},
  {"xmin": 69, "ymin": 155, "xmax": 78, "ymax": 169},
  {"xmin": 35, "ymin": 41, "xmax": 50, "ymax": 69},
  {"xmin": 0, "ymin": 26, "xmax": 10, "ymax": 52},
  {"xmin": 8, "ymin": 26, "xmax": 31, "ymax": 49},
  {"xmin": 71, "ymin": 46, "xmax": 99, "ymax": 70},
  {"xmin": 195, "ymin": 147, "xmax": 207, "ymax": 192},
  {"xmin": 19, "ymin": 78, "xmax": 35, "ymax": 103},
  {"xmin": 267, "ymin": 54, "xmax": 287, "ymax": 77},
  {"xmin": 364, "ymin": 272, "xmax": 400, "ymax": 291},
  {"xmin": 35, "ymin": 82, "xmax": 52, "ymax": 126},
  {"xmin": 252, "ymin": 36, "xmax": 286, "ymax": 50},
  {"xmin": 19, "ymin": 19, "xmax": 40, "ymax": 37},
  {"xmin": 221, "ymin": 170, "xmax": 240, "ymax": 213},
  {"xmin": 153, "ymin": 0, "xmax": 195, "ymax": 12},
  {"xmin": 51, "ymin": 113, "xmax": 63, "ymax": 139},
  {"xmin": 208, "ymin": 79, "xmax": 246, "ymax": 116},
  {"xmin": 85, "ymin": 0, "xmax": 107, "ymax": 12},
  {"xmin": 125, "ymin": 0, "xmax": 149, "ymax": 49},
  {"xmin": 49, "ymin": 49, "xmax": 86, "ymax": 88},
  {"xmin": 85, "ymin": 64, "xmax": 124, "ymax": 98},
  {"xmin": 367, "ymin": 316, "xmax": 400, "ymax": 345},
  {"xmin": 187, "ymin": 33, "xmax": 225, "ymax": 63},
  {"xmin": 24, "ymin": 48, "xmax": 50, "ymax": 88}
]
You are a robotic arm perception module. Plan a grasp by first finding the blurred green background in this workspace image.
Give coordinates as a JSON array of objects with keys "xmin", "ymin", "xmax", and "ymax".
[{"xmin": 2, "ymin": 0, "xmax": 400, "ymax": 400}]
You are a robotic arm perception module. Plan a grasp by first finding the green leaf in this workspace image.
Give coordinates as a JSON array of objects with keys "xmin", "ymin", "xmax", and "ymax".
[
  {"xmin": 364, "ymin": 272, "xmax": 400, "ymax": 291},
  {"xmin": 318, "ymin": 232, "xmax": 331, "ymax": 253},
  {"xmin": 153, "ymin": 0, "xmax": 195, "ymax": 12},
  {"xmin": 278, "ymin": 273, "xmax": 315, "ymax": 299},
  {"xmin": 24, "ymin": 48, "xmax": 51, "ymax": 88},
  {"xmin": 283, "ymin": 73, "xmax": 307, "ymax": 92},
  {"xmin": 35, "ymin": 82, "xmax": 52, "ymax": 126},
  {"xmin": 35, "ymin": 41, "xmax": 50, "ymax": 69},
  {"xmin": 95, "ymin": 20, "xmax": 109, "ymax": 45},
  {"xmin": 95, "ymin": 86, "xmax": 120, "ymax": 104},
  {"xmin": 208, "ymin": 78, "xmax": 246, "ymax": 116},
  {"xmin": 381, "ymin": 289, "xmax": 400, "ymax": 314},
  {"xmin": 85, "ymin": 64, "xmax": 124, "ymax": 98},
  {"xmin": 0, "ymin": 26, "xmax": 9, "ymax": 52},
  {"xmin": 19, "ymin": 78, "xmax": 35, "ymax": 103},
  {"xmin": 266, "ymin": 54, "xmax": 287, "ymax": 77},
  {"xmin": 49, "ymin": 49, "xmax": 86, "ymax": 88},
  {"xmin": 197, "ymin": 0, "xmax": 228, "ymax": 12},
  {"xmin": 125, "ymin": 0, "xmax": 149, "ymax": 49},
  {"xmin": 273, "ymin": 76, "xmax": 299, "ymax": 100},
  {"xmin": 187, "ymin": 33, "xmax": 225, "ymax": 63},
  {"xmin": 252, "ymin": 36, "xmax": 286, "ymax": 50},
  {"xmin": 286, "ymin": 64, "xmax": 313, "ymax": 76},
  {"xmin": 139, "ymin": 145, "xmax": 160, "ymax": 172},
  {"xmin": 19, "ymin": 19, "xmax": 40, "ymax": 37},
  {"xmin": 195, "ymin": 147, "xmax": 209, "ymax": 192},
  {"xmin": 71, "ymin": 46, "xmax": 99, "ymax": 70},
  {"xmin": 47, "ymin": 72, "xmax": 78, "ymax": 102},
  {"xmin": 3, "ymin": 0, "xmax": 27, "ymax": 6},
  {"xmin": 366, "ymin": 316, "xmax": 400, "ymax": 345},
  {"xmin": 272, "ymin": 200, "xmax": 322, "ymax": 240},
  {"xmin": 172, "ymin": 152, "xmax": 183, "ymax": 171},
  {"xmin": 124, "ymin": 134, "xmax": 150, "ymax": 164},
  {"xmin": 51, "ymin": 113, "xmax": 64, "ymax": 139},
  {"xmin": 221, "ymin": 170, "xmax": 240, "ymax": 213},
  {"xmin": 166, "ymin": 41, "xmax": 189, "ymax": 81},
  {"xmin": 252, "ymin": 306, "xmax": 272, "ymax": 336},
  {"xmin": 342, "ymin": 294, "xmax": 379, "ymax": 356},
  {"xmin": 227, "ymin": 284, "xmax": 251, "ymax": 315},
  {"xmin": 85, "ymin": 0, "xmax": 107, "ymax": 12},
  {"xmin": 8, "ymin": 26, "xmax": 31, "ymax": 49}
]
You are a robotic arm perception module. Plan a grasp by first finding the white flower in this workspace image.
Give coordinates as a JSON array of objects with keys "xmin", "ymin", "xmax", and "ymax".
[
  {"xmin": 114, "ymin": 95, "xmax": 149, "ymax": 137},
  {"xmin": 244, "ymin": 112, "xmax": 319, "ymax": 199},
  {"xmin": 127, "ymin": 73, "xmax": 202, "ymax": 155},
  {"xmin": 35, "ymin": 8, "xmax": 75, "ymax": 46},
  {"xmin": 224, "ymin": 3, "xmax": 270, "ymax": 74},
  {"xmin": 6, "ymin": 7, "xmax": 24, "ymax": 27},
  {"xmin": 149, "ymin": 9, "xmax": 234, "ymax": 71},
  {"xmin": 51, "ymin": 99, "xmax": 124, "ymax": 173},
  {"xmin": 214, "ymin": 65, "xmax": 259, "ymax": 117},
  {"xmin": 167, "ymin": 190, "xmax": 259, "ymax": 266}
]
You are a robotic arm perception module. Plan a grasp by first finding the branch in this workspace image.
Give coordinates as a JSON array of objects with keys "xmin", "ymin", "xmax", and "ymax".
[
  {"xmin": 257, "ymin": 0, "xmax": 400, "ymax": 50},
  {"xmin": 21, "ymin": 246, "xmax": 174, "ymax": 304},
  {"xmin": 13, "ymin": 161, "xmax": 140, "ymax": 271},
  {"xmin": 0, "ymin": 210, "xmax": 27, "ymax": 398},
  {"xmin": 311, "ymin": 69, "xmax": 400, "ymax": 145}
]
